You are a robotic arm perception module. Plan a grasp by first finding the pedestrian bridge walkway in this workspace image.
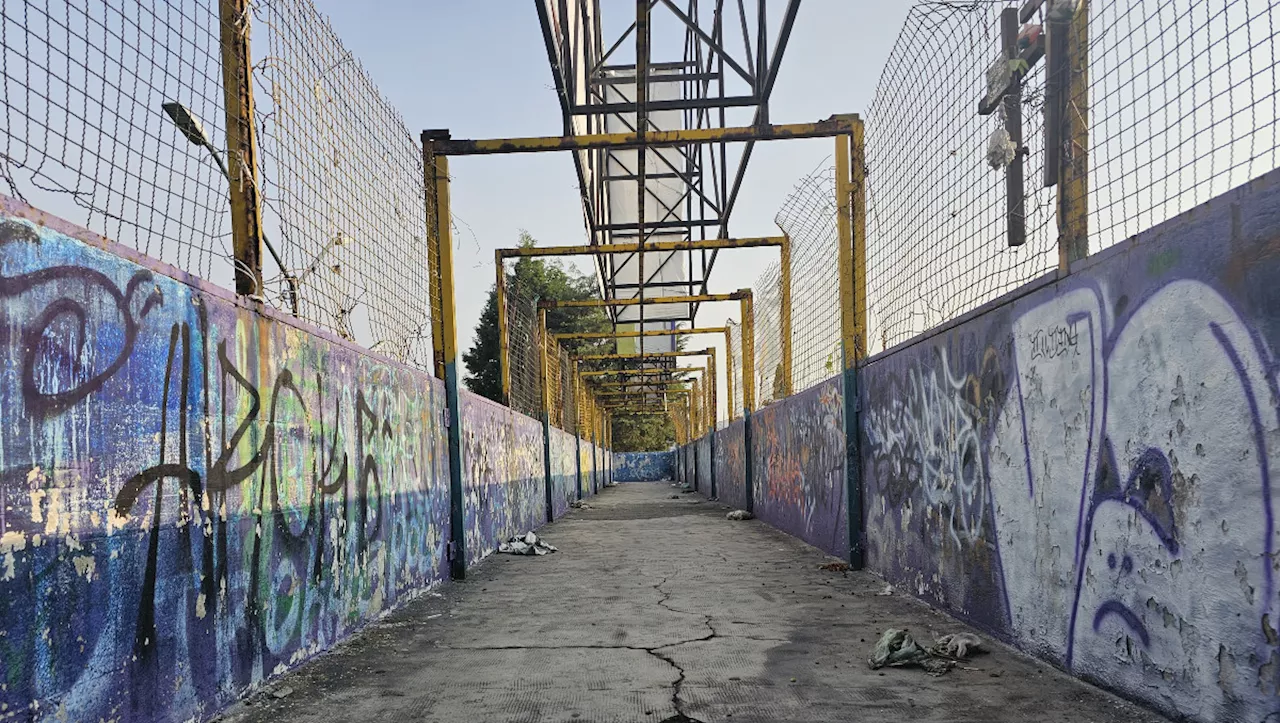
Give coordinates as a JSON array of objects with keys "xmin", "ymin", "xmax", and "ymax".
[{"xmin": 223, "ymin": 483, "xmax": 1163, "ymax": 723}]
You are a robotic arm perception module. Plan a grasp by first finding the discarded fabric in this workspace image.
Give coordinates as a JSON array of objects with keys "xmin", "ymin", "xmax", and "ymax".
[
  {"xmin": 818, "ymin": 561, "xmax": 850, "ymax": 572},
  {"xmin": 497, "ymin": 531, "xmax": 558, "ymax": 556},
  {"xmin": 726, "ymin": 510, "xmax": 754, "ymax": 521},
  {"xmin": 867, "ymin": 628, "xmax": 986, "ymax": 676},
  {"xmin": 569, "ymin": 500, "xmax": 592, "ymax": 509}
]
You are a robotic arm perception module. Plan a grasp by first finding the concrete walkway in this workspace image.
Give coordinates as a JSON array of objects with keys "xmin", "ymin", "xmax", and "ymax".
[{"xmin": 222, "ymin": 482, "xmax": 1167, "ymax": 723}]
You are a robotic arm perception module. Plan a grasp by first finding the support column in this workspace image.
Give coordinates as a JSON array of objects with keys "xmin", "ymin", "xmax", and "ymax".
[
  {"xmin": 218, "ymin": 0, "xmax": 264, "ymax": 296},
  {"xmin": 741, "ymin": 292, "xmax": 756, "ymax": 514},
  {"xmin": 423, "ymin": 132, "xmax": 467, "ymax": 580},
  {"xmin": 573, "ymin": 362, "xmax": 584, "ymax": 500},
  {"xmin": 835, "ymin": 116, "xmax": 867, "ymax": 570},
  {"xmin": 540, "ymin": 309, "xmax": 554, "ymax": 522}
]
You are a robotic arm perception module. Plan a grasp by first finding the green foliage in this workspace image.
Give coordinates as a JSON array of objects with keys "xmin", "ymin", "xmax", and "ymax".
[{"xmin": 611, "ymin": 412, "xmax": 675, "ymax": 452}]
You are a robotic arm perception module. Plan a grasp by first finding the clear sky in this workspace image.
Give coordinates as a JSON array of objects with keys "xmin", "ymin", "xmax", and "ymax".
[{"xmin": 310, "ymin": 0, "xmax": 912, "ymax": 387}]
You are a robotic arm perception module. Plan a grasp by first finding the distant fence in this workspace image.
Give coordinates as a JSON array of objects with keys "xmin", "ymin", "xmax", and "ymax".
[{"xmin": 2, "ymin": 0, "xmax": 434, "ymax": 368}]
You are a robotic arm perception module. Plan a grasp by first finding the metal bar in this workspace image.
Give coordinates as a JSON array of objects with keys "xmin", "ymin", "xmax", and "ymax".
[
  {"xmin": 500, "ymin": 236, "xmax": 784, "ymax": 258},
  {"xmin": 576, "ymin": 348, "xmax": 713, "ymax": 362},
  {"xmin": 724, "ymin": 326, "xmax": 736, "ymax": 421},
  {"xmin": 779, "ymin": 233, "xmax": 793, "ymax": 395},
  {"xmin": 540, "ymin": 309, "xmax": 554, "ymax": 522},
  {"xmin": 592, "ymin": 71, "xmax": 720, "ymax": 85},
  {"xmin": 421, "ymin": 143, "xmax": 467, "ymax": 580},
  {"xmin": 837, "ymin": 121, "xmax": 867, "ymax": 570},
  {"xmin": 430, "ymin": 118, "xmax": 856, "ymax": 155},
  {"xmin": 574, "ymin": 362, "xmax": 584, "ymax": 500},
  {"xmin": 555, "ymin": 327, "xmax": 727, "ymax": 340},
  {"xmin": 572, "ymin": 95, "xmax": 757, "ymax": 115},
  {"xmin": 740, "ymin": 293, "xmax": 755, "ymax": 413},
  {"xmin": 599, "ymin": 218, "xmax": 721, "ymax": 232},
  {"xmin": 659, "ymin": 0, "xmax": 756, "ymax": 84},
  {"xmin": 540, "ymin": 292, "xmax": 744, "ymax": 308},
  {"xmin": 581, "ymin": 367, "xmax": 705, "ymax": 377},
  {"xmin": 494, "ymin": 251, "xmax": 511, "ymax": 405},
  {"xmin": 218, "ymin": 0, "xmax": 265, "ymax": 296},
  {"xmin": 422, "ymin": 133, "xmax": 448, "ymax": 380},
  {"xmin": 1002, "ymin": 9, "xmax": 1027, "ymax": 248},
  {"xmin": 1058, "ymin": 0, "xmax": 1089, "ymax": 268}
]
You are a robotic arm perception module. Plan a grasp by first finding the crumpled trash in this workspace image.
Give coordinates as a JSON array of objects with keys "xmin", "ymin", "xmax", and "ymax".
[
  {"xmin": 569, "ymin": 500, "xmax": 592, "ymax": 509},
  {"xmin": 497, "ymin": 531, "xmax": 558, "ymax": 556},
  {"xmin": 726, "ymin": 510, "xmax": 754, "ymax": 521},
  {"xmin": 868, "ymin": 628, "xmax": 986, "ymax": 676},
  {"xmin": 818, "ymin": 561, "xmax": 850, "ymax": 572}
]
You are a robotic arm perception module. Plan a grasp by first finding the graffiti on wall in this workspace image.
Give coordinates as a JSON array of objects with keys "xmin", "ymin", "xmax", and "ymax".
[
  {"xmin": 752, "ymin": 378, "xmax": 848, "ymax": 558},
  {"xmin": 614, "ymin": 452, "xmax": 674, "ymax": 482},
  {"xmin": 0, "ymin": 210, "xmax": 450, "ymax": 723},
  {"xmin": 461, "ymin": 393, "xmax": 545, "ymax": 565},
  {"xmin": 714, "ymin": 420, "xmax": 746, "ymax": 510},
  {"xmin": 549, "ymin": 427, "xmax": 578, "ymax": 516},
  {"xmin": 862, "ymin": 175, "xmax": 1280, "ymax": 721}
]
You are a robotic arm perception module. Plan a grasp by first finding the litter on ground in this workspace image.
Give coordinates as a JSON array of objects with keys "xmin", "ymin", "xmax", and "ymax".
[
  {"xmin": 497, "ymin": 532, "xmax": 558, "ymax": 556},
  {"xmin": 867, "ymin": 629, "xmax": 987, "ymax": 676},
  {"xmin": 726, "ymin": 510, "xmax": 754, "ymax": 521}
]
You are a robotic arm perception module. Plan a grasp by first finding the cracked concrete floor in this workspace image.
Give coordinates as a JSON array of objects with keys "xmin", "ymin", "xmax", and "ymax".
[{"xmin": 221, "ymin": 482, "xmax": 1169, "ymax": 723}]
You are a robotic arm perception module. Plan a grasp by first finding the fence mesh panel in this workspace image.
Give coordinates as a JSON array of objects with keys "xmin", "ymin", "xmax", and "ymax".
[
  {"xmin": 253, "ymin": 0, "xmax": 432, "ymax": 365},
  {"xmin": 773, "ymin": 164, "xmax": 842, "ymax": 394},
  {"xmin": 1087, "ymin": 0, "xmax": 1280, "ymax": 250},
  {"xmin": 2, "ymin": 0, "xmax": 435, "ymax": 369},
  {"xmin": 2, "ymin": 0, "xmax": 234, "ymax": 278}
]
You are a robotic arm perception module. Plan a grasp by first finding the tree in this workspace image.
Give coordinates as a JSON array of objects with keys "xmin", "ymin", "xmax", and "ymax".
[{"xmin": 464, "ymin": 231, "xmax": 610, "ymax": 399}]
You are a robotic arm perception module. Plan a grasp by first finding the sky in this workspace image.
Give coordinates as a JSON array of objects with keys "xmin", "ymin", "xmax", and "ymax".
[{"xmin": 309, "ymin": 0, "xmax": 912, "ymax": 419}]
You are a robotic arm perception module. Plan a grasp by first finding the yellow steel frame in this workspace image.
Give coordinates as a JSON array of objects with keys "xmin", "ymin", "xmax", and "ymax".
[
  {"xmin": 581, "ymin": 367, "xmax": 704, "ymax": 378},
  {"xmin": 724, "ymin": 327, "xmax": 735, "ymax": 421},
  {"xmin": 740, "ymin": 291, "xmax": 755, "ymax": 413},
  {"xmin": 835, "ymin": 117, "xmax": 868, "ymax": 365},
  {"xmin": 538, "ymin": 291, "xmax": 745, "ymax": 308},
  {"xmin": 575, "ymin": 349, "xmax": 713, "ymax": 362},
  {"xmin": 498, "ymin": 236, "xmax": 784, "ymax": 259},
  {"xmin": 431, "ymin": 117, "xmax": 859, "ymax": 156},
  {"xmin": 554, "ymin": 327, "xmax": 727, "ymax": 341}
]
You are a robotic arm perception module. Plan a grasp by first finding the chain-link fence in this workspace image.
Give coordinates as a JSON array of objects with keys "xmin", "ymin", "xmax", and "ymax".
[
  {"xmin": 2, "ymin": 0, "xmax": 435, "ymax": 368},
  {"xmin": 2, "ymin": 0, "xmax": 234, "ymax": 279},
  {"xmin": 253, "ymin": 0, "xmax": 432, "ymax": 365}
]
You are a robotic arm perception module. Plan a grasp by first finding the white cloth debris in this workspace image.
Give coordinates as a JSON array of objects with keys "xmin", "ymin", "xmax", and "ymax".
[
  {"xmin": 497, "ymin": 531, "xmax": 558, "ymax": 556},
  {"xmin": 726, "ymin": 510, "xmax": 754, "ymax": 521}
]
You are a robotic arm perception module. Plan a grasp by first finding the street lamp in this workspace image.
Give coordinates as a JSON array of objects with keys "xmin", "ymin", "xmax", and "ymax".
[{"xmin": 162, "ymin": 102, "xmax": 299, "ymax": 314}]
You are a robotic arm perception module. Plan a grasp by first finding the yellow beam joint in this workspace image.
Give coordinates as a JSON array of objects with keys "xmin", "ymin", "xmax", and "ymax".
[
  {"xmin": 498, "ymin": 237, "xmax": 784, "ymax": 259},
  {"xmin": 431, "ymin": 117, "xmax": 858, "ymax": 156},
  {"xmin": 218, "ymin": 0, "xmax": 265, "ymax": 297}
]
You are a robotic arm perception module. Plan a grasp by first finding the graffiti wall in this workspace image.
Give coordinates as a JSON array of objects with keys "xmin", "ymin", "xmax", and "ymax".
[
  {"xmin": 614, "ymin": 452, "xmax": 674, "ymax": 482},
  {"xmin": 0, "ymin": 200, "xmax": 451, "ymax": 723},
  {"xmin": 713, "ymin": 420, "xmax": 747, "ymax": 509},
  {"xmin": 696, "ymin": 436, "xmax": 712, "ymax": 492},
  {"xmin": 861, "ymin": 171, "xmax": 1280, "ymax": 720},
  {"xmin": 751, "ymin": 378, "xmax": 848, "ymax": 558},
  {"xmin": 549, "ymin": 426, "xmax": 579, "ymax": 516},
  {"xmin": 460, "ymin": 392, "xmax": 547, "ymax": 565}
]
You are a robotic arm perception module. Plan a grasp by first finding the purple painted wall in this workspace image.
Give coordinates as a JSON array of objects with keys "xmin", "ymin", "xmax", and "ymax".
[
  {"xmin": 0, "ymin": 197, "xmax": 609, "ymax": 722},
  {"xmin": 460, "ymin": 392, "xmax": 547, "ymax": 565},
  {"xmin": 713, "ymin": 420, "xmax": 747, "ymax": 509},
  {"xmin": 861, "ymin": 171, "xmax": 1280, "ymax": 721},
  {"xmin": 750, "ymin": 378, "xmax": 848, "ymax": 558},
  {"xmin": 549, "ymin": 426, "xmax": 578, "ymax": 516},
  {"xmin": 614, "ymin": 452, "xmax": 674, "ymax": 481},
  {"xmin": 0, "ymin": 200, "xmax": 451, "ymax": 722},
  {"xmin": 695, "ymin": 436, "xmax": 712, "ymax": 492}
]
